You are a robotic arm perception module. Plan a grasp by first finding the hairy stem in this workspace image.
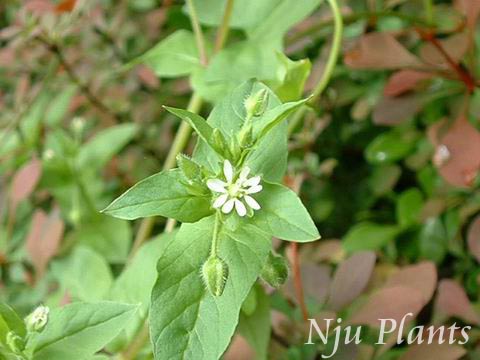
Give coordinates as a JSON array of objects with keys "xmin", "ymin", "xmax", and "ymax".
[
  {"xmin": 210, "ymin": 212, "xmax": 222, "ymax": 257},
  {"xmin": 288, "ymin": 0, "xmax": 343, "ymax": 133}
]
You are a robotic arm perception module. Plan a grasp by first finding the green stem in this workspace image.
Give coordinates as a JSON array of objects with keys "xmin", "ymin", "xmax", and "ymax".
[
  {"xmin": 286, "ymin": 10, "xmax": 428, "ymax": 46},
  {"xmin": 211, "ymin": 212, "xmax": 222, "ymax": 257},
  {"xmin": 423, "ymin": 0, "xmax": 434, "ymax": 26},
  {"xmin": 129, "ymin": 93, "xmax": 203, "ymax": 260},
  {"xmin": 288, "ymin": 0, "xmax": 343, "ymax": 134},
  {"xmin": 186, "ymin": 0, "xmax": 208, "ymax": 66},
  {"xmin": 214, "ymin": 0, "xmax": 235, "ymax": 52}
]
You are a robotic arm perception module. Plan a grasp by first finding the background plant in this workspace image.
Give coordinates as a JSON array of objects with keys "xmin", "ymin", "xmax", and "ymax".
[{"xmin": 1, "ymin": 0, "xmax": 480, "ymax": 359}]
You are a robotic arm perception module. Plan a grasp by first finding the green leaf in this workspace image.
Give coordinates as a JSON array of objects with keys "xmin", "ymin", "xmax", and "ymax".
[
  {"xmin": 254, "ymin": 98, "xmax": 307, "ymax": 140},
  {"xmin": 274, "ymin": 54, "xmax": 311, "ymax": 102},
  {"xmin": 418, "ymin": 217, "xmax": 447, "ymax": 264},
  {"xmin": 68, "ymin": 215, "xmax": 131, "ymax": 263},
  {"xmin": 396, "ymin": 188, "xmax": 424, "ymax": 227},
  {"xmin": 193, "ymin": 80, "xmax": 288, "ymax": 182},
  {"xmin": 343, "ymin": 222, "xmax": 400, "ymax": 253},
  {"xmin": 77, "ymin": 123, "xmax": 138, "ymax": 171},
  {"xmin": 192, "ymin": 41, "xmax": 279, "ymax": 103},
  {"xmin": 44, "ymin": 86, "xmax": 77, "ymax": 126},
  {"xmin": 365, "ymin": 130, "xmax": 418, "ymax": 164},
  {"xmin": 150, "ymin": 216, "xmax": 271, "ymax": 359},
  {"xmin": 164, "ymin": 106, "xmax": 224, "ymax": 157},
  {"xmin": 0, "ymin": 303, "xmax": 26, "ymax": 344},
  {"xmin": 51, "ymin": 246, "xmax": 113, "ymax": 301},
  {"xmin": 133, "ymin": 30, "xmax": 200, "ymax": 78},
  {"xmin": 107, "ymin": 232, "xmax": 174, "ymax": 351},
  {"xmin": 246, "ymin": 0, "xmax": 320, "ymax": 42},
  {"xmin": 238, "ymin": 285, "xmax": 271, "ymax": 360},
  {"xmin": 248, "ymin": 182, "xmax": 319, "ymax": 242},
  {"xmin": 29, "ymin": 302, "xmax": 138, "ymax": 360},
  {"xmin": 103, "ymin": 168, "xmax": 212, "ymax": 222}
]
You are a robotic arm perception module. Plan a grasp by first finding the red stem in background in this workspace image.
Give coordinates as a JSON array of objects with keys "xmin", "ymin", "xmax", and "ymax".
[
  {"xmin": 417, "ymin": 28, "xmax": 476, "ymax": 93},
  {"xmin": 286, "ymin": 174, "xmax": 309, "ymax": 323},
  {"xmin": 290, "ymin": 241, "xmax": 309, "ymax": 322}
]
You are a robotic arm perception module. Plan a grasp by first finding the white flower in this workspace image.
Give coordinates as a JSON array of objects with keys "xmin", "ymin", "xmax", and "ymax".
[{"xmin": 206, "ymin": 160, "xmax": 262, "ymax": 217}]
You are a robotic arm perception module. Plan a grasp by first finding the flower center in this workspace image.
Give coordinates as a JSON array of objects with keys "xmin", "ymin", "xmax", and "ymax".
[{"xmin": 227, "ymin": 181, "xmax": 242, "ymax": 198}]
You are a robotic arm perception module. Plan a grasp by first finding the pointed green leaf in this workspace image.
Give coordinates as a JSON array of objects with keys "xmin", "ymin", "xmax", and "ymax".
[
  {"xmin": 249, "ymin": 182, "xmax": 320, "ymax": 242},
  {"xmin": 164, "ymin": 106, "xmax": 225, "ymax": 157},
  {"xmin": 103, "ymin": 169, "xmax": 212, "ymax": 222},
  {"xmin": 150, "ymin": 216, "xmax": 271, "ymax": 359},
  {"xmin": 29, "ymin": 302, "xmax": 138, "ymax": 360},
  {"xmin": 193, "ymin": 80, "xmax": 288, "ymax": 182},
  {"xmin": 0, "ymin": 303, "xmax": 26, "ymax": 344}
]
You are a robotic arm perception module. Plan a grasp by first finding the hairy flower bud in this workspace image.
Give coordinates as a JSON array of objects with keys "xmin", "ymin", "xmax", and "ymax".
[
  {"xmin": 6, "ymin": 331, "xmax": 25, "ymax": 353},
  {"xmin": 244, "ymin": 89, "xmax": 268, "ymax": 119},
  {"xmin": 201, "ymin": 255, "xmax": 229, "ymax": 297},
  {"xmin": 25, "ymin": 305, "xmax": 49, "ymax": 333},
  {"xmin": 260, "ymin": 252, "xmax": 289, "ymax": 288}
]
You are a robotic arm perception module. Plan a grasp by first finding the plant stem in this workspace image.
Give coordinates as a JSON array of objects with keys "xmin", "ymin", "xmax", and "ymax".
[
  {"xmin": 423, "ymin": 0, "xmax": 434, "ymax": 26},
  {"xmin": 214, "ymin": 0, "xmax": 234, "ymax": 52},
  {"xmin": 288, "ymin": 0, "xmax": 343, "ymax": 134},
  {"xmin": 186, "ymin": 0, "xmax": 208, "ymax": 66},
  {"xmin": 286, "ymin": 10, "xmax": 428, "ymax": 46},
  {"xmin": 129, "ymin": 93, "xmax": 203, "ymax": 260},
  {"xmin": 210, "ymin": 212, "xmax": 221, "ymax": 257}
]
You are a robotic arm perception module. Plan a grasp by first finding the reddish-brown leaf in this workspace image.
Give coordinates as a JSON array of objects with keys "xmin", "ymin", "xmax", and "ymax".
[
  {"xmin": 399, "ymin": 342, "xmax": 466, "ymax": 360},
  {"xmin": 345, "ymin": 33, "xmax": 423, "ymax": 70},
  {"xmin": 468, "ymin": 215, "xmax": 480, "ymax": 263},
  {"xmin": 349, "ymin": 286, "xmax": 425, "ymax": 328},
  {"xmin": 384, "ymin": 70, "xmax": 433, "ymax": 97},
  {"xmin": 385, "ymin": 261, "xmax": 437, "ymax": 305},
  {"xmin": 429, "ymin": 116, "xmax": 480, "ymax": 188},
  {"xmin": 436, "ymin": 279, "xmax": 480, "ymax": 324},
  {"xmin": 25, "ymin": 209, "xmax": 64, "ymax": 279},
  {"xmin": 55, "ymin": 0, "xmax": 76, "ymax": 13},
  {"xmin": 10, "ymin": 158, "xmax": 42, "ymax": 209},
  {"xmin": 419, "ymin": 33, "xmax": 470, "ymax": 68},
  {"xmin": 224, "ymin": 335, "xmax": 255, "ymax": 360},
  {"xmin": 284, "ymin": 263, "xmax": 331, "ymax": 305},
  {"xmin": 327, "ymin": 251, "xmax": 376, "ymax": 311},
  {"xmin": 25, "ymin": 0, "xmax": 55, "ymax": 14},
  {"xmin": 455, "ymin": 0, "xmax": 480, "ymax": 30},
  {"xmin": 137, "ymin": 65, "xmax": 160, "ymax": 89},
  {"xmin": 373, "ymin": 94, "xmax": 422, "ymax": 126}
]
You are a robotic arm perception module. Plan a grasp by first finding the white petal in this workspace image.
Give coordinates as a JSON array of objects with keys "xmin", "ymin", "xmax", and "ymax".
[
  {"xmin": 243, "ymin": 176, "xmax": 261, "ymax": 187},
  {"xmin": 213, "ymin": 194, "xmax": 228, "ymax": 208},
  {"xmin": 223, "ymin": 160, "xmax": 234, "ymax": 183},
  {"xmin": 245, "ymin": 184, "xmax": 263, "ymax": 194},
  {"xmin": 239, "ymin": 166, "xmax": 250, "ymax": 181},
  {"xmin": 234, "ymin": 199, "xmax": 247, "ymax": 217},
  {"xmin": 207, "ymin": 179, "xmax": 227, "ymax": 193},
  {"xmin": 222, "ymin": 199, "xmax": 235, "ymax": 214},
  {"xmin": 244, "ymin": 195, "xmax": 260, "ymax": 210}
]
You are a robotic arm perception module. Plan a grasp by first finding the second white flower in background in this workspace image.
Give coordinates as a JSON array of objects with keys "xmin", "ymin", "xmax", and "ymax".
[{"xmin": 207, "ymin": 160, "xmax": 262, "ymax": 217}]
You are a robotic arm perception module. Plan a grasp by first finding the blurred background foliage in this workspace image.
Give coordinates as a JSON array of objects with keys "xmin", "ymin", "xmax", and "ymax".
[{"xmin": 1, "ymin": 0, "xmax": 480, "ymax": 359}]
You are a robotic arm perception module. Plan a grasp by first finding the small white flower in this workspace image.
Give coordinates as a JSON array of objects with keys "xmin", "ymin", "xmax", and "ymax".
[{"xmin": 206, "ymin": 160, "xmax": 262, "ymax": 217}]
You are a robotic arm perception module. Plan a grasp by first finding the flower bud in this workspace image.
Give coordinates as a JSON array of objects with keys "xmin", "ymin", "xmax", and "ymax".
[
  {"xmin": 260, "ymin": 252, "xmax": 289, "ymax": 288},
  {"xmin": 25, "ymin": 305, "xmax": 49, "ymax": 333},
  {"xmin": 71, "ymin": 116, "xmax": 85, "ymax": 135},
  {"xmin": 201, "ymin": 255, "xmax": 229, "ymax": 297},
  {"xmin": 244, "ymin": 89, "xmax": 268, "ymax": 119},
  {"xmin": 6, "ymin": 331, "xmax": 25, "ymax": 353}
]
